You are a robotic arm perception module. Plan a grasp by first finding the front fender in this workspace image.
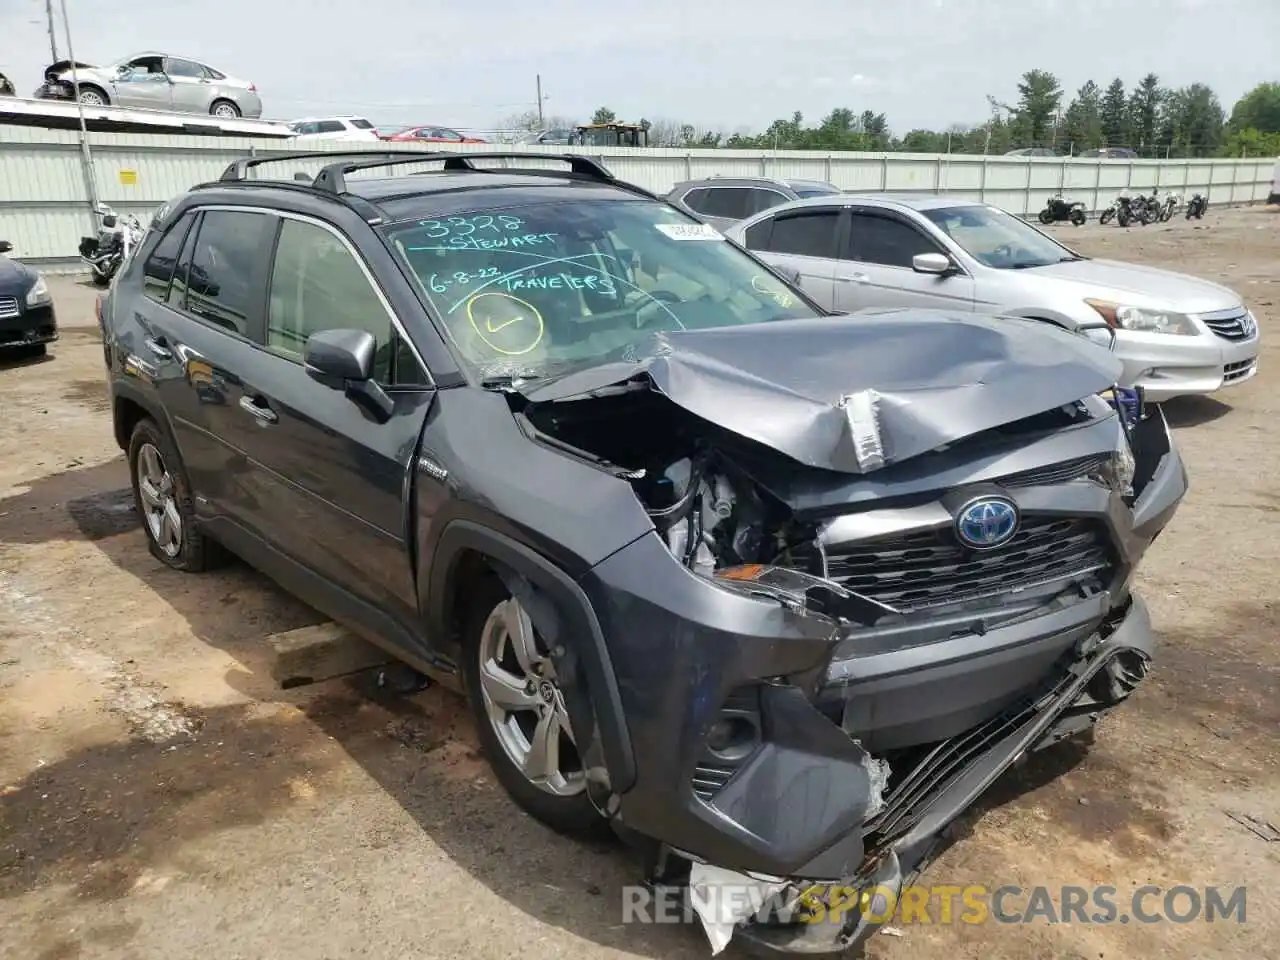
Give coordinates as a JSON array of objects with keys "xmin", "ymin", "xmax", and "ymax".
[{"xmin": 426, "ymin": 518, "xmax": 637, "ymax": 793}]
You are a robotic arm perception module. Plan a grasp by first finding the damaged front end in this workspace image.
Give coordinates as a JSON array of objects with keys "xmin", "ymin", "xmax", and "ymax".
[{"xmin": 504, "ymin": 315, "xmax": 1186, "ymax": 955}]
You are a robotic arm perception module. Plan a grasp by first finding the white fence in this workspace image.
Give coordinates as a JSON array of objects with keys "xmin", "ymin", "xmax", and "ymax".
[{"xmin": 1, "ymin": 126, "xmax": 1274, "ymax": 270}]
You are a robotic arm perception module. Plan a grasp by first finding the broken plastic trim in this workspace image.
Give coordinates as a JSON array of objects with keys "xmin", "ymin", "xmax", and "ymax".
[{"xmin": 713, "ymin": 565, "xmax": 897, "ymax": 627}]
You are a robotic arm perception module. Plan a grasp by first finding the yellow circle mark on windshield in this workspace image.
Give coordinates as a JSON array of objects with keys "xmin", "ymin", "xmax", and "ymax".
[
  {"xmin": 752, "ymin": 274, "xmax": 795, "ymax": 308},
  {"xmin": 466, "ymin": 292, "xmax": 545, "ymax": 356}
]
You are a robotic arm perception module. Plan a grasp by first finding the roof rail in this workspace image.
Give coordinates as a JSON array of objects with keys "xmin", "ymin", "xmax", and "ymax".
[
  {"xmin": 312, "ymin": 152, "xmax": 616, "ymax": 195},
  {"xmin": 219, "ymin": 150, "xmax": 417, "ymax": 182}
]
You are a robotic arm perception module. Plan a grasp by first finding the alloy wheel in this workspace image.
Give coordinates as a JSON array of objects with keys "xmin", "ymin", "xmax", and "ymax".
[
  {"xmin": 78, "ymin": 90, "xmax": 104, "ymax": 106},
  {"xmin": 212, "ymin": 103, "xmax": 238, "ymax": 119},
  {"xmin": 477, "ymin": 598, "xmax": 584, "ymax": 797},
  {"xmin": 136, "ymin": 442, "xmax": 182, "ymax": 558}
]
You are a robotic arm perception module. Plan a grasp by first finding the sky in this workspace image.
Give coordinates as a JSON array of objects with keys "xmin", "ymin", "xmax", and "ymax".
[{"xmin": 1, "ymin": 0, "xmax": 1276, "ymax": 135}]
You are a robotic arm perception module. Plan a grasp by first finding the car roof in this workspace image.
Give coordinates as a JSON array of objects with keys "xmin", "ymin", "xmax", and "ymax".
[{"xmin": 746, "ymin": 193, "xmax": 982, "ymax": 214}]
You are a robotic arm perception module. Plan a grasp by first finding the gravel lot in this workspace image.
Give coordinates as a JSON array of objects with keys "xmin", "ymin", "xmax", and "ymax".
[{"xmin": 2, "ymin": 205, "xmax": 1277, "ymax": 960}]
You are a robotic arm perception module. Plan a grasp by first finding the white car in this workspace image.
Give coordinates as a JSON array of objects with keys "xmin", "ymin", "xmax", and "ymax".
[
  {"xmin": 725, "ymin": 194, "xmax": 1260, "ymax": 402},
  {"xmin": 287, "ymin": 116, "xmax": 380, "ymax": 141}
]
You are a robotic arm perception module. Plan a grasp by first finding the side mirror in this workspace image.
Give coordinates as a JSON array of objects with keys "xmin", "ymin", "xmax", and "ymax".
[
  {"xmin": 304, "ymin": 329, "xmax": 394, "ymax": 423},
  {"xmin": 0, "ymin": 240, "xmax": 12, "ymax": 254},
  {"xmin": 102, "ymin": 215, "xmax": 118, "ymax": 228},
  {"xmin": 784, "ymin": 267, "xmax": 803, "ymax": 287},
  {"xmin": 912, "ymin": 252, "xmax": 953, "ymax": 276},
  {"xmin": 305, "ymin": 328, "xmax": 374, "ymax": 380}
]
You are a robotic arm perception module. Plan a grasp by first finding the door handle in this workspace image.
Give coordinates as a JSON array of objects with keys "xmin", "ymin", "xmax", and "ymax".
[
  {"xmin": 841, "ymin": 273, "xmax": 870, "ymax": 284},
  {"xmin": 144, "ymin": 336, "xmax": 172, "ymax": 359},
  {"xmin": 238, "ymin": 395, "xmax": 278, "ymax": 424}
]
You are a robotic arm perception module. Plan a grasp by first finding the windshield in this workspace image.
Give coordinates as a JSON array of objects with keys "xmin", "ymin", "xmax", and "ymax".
[
  {"xmin": 923, "ymin": 204, "xmax": 1082, "ymax": 269},
  {"xmin": 382, "ymin": 198, "xmax": 819, "ymax": 383}
]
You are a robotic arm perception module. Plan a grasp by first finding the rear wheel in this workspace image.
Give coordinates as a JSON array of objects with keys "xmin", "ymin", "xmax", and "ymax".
[
  {"xmin": 461, "ymin": 576, "xmax": 609, "ymax": 838},
  {"xmin": 127, "ymin": 417, "xmax": 225, "ymax": 572},
  {"xmin": 210, "ymin": 99, "xmax": 240, "ymax": 119},
  {"xmin": 1117, "ymin": 208, "xmax": 1130, "ymax": 227},
  {"xmin": 1070, "ymin": 208, "xmax": 1086, "ymax": 226}
]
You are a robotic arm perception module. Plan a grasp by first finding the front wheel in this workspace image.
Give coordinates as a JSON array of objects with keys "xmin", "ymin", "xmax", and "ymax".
[
  {"xmin": 1099, "ymin": 208, "xmax": 1115, "ymax": 225},
  {"xmin": 76, "ymin": 85, "xmax": 107, "ymax": 106},
  {"xmin": 1070, "ymin": 208, "xmax": 1086, "ymax": 226},
  {"xmin": 461, "ymin": 578, "xmax": 609, "ymax": 839},
  {"xmin": 127, "ymin": 418, "xmax": 225, "ymax": 572},
  {"xmin": 1117, "ymin": 209, "xmax": 1130, "ymax": 227},
  {"xmin": 1038, "ymin": 208, "xmax": 1054, "ymax": 225}
]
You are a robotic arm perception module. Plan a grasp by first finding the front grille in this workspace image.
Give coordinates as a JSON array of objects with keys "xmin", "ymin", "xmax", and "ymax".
[
  {"xmin": 823, "ymin": 517, "xmax": 1113, "ymax": 614},
  {"xmin": 1202, "ymin": 311, "xmax": 1252, "ymax": 341},
  {"xmin": 1224, "ymin": 358, "xmax": 1256, "ymax": 383},
  {"xmin": 0, "ymin": 296, "xmax": 19, "ymax": 320},
  {"xmin": 996, "ymin": 454, "xmax": 1109, "ymax": 487}
]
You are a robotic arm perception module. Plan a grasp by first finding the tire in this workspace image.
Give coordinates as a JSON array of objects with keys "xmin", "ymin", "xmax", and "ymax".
[
  {"xmin": 127, "ymin": 417, "xmax": 225, "ymax": 572},
  {"xmin": 1117, "ymin": 209, "xmax": 1130, "ymax": 227},
  {"xmin": 460, "ymin": 575, "xmax": 610, "ymax": 839},
  {"xmin": 92, "ymin": 271, "xmax": 111, "ymax": 287},
  {"xmin": 76, "ymin": 85, "xmax": 108, "ymax": 106},
  {"xmin": 1038, "ymin": 208, "xmax": 1054, "ymax": 225},
  {"xmin": 1099, "ymin": 208, "xmax": 1115, "ymax": 225},
  {"xmin": 1070, "ymin": 208, "xmax": 1086, "ymax": 226},
  {"xmin": 210, "ymin": 99, "xmax": 241, "ymax": 119},
  {"xmin": 1185, "ymin": 205, "xmax": 1194, "ymax": 220}
]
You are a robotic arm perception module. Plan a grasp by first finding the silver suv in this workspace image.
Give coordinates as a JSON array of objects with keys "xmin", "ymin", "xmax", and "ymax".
[
  {"xmin": 723, "ymin": 194, "xmax": 1260, "ymax": 402},
  {"xmin": 666, "ymin": 176, "xmax": 841, "ymax": 231}
]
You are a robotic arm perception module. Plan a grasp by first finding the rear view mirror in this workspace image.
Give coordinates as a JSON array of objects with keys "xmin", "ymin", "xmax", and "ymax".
[
  {"xmin": 912, "ymin": 252, "xmax": 952, "ymax": 275},
  {"xmin": 304, "ymin": 329, "xmax": 394, "ymax": 423},
  {"xmin": 0, "ymin": 240, "xmax": 12, "ymax": 254}
]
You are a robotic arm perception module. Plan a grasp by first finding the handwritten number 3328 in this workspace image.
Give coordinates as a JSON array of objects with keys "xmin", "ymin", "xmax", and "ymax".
[{"xmin": 420, "ymin": 215, "xmax": 526, "ymax": 239}]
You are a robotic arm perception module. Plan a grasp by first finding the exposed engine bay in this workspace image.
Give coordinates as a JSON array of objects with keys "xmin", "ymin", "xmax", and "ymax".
[{"xmin": 519, "ymin": 381, "xmax": 1146, "ymax": 627}]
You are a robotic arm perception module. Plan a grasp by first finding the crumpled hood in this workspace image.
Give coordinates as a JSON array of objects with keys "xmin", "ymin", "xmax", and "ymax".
[
  {"xmin": 1028, "ymin": 258, "xmax": 1242, "ymax": 313},
  {"xmin": 520, "ymin": 311, "xmax": 1123, "ymax": 474}
]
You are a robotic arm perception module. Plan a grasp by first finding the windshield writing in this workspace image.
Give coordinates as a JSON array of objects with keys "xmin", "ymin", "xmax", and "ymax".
[{"xmin": 384, "ymin": 199, "xmax": 817, "ymax": 380}]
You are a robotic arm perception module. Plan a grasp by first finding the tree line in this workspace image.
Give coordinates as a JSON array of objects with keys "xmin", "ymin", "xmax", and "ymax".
[{"xmin": 500, "ymin": 78, "xmax": 1280, "ymax": 158}]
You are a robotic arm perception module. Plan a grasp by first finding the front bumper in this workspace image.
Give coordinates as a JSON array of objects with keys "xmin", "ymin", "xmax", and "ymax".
[
  {"xmin": 0, "ymin": 300, "xmax": 58, "ymax": 349},
  {"xmin": 733, "ymin": 597, "xmax": 1154, "ymax": 954},
  {"xmin": 575, "ymin": 409, "xmax": 1186, "ymax": 954},
  {"xmin": 1113, "ymin": 323, "xmax": 1259, "ymax": 402}
]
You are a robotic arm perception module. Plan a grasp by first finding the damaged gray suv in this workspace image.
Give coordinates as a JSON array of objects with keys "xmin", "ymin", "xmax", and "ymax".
[{"xmin": 99, "ymin": 151, "xmax": 1187, "ymax": 955}]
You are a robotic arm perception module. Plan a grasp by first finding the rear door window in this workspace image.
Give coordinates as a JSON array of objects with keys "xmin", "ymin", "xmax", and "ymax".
[
  {"xmin": 744, "ymin": 188, "xmax": 789, "ymax": 216},
  {"xmin": 697, "ymin": 188, "xmax": 751, "ymax": 220},
  {"xmin": 761, "ymin": 209, "xmax": 841, "ymax": 258},
  {"xmin": 351, "ymin": 118, "xmax": 374, "ymax": 129},
  {"xmin": 141, "ymin": 211, "xmax": 197, "ymax": 304}
]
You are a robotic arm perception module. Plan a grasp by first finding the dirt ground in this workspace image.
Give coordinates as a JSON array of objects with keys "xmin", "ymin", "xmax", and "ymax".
[{"xmin": 1, "ymin": 205, "xmax": 1278, "ymax": 960}]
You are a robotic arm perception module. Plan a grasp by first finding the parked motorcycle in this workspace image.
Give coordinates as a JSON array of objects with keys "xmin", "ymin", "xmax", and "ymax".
[
  {"xmin": 1186, "ymin": 193, "xmax": 1208, "ymax": 219},
  {"xmin": 1127, "ymin": 191, "xmax": 1159, "ymax": 226},
  {"xmin": 0, "ymin": 70, "xmax": 16, "ymax": 97},
  {"xmin": 1037, "ymin": 192, "xmax": 1087, "ymax": 226},
  {"xmin": 1156, "ymin": 192, "xmax": 1181, "ymax": 222},
  {"xmin": 1099, "ymin": 194, "xmax": 1135, "ymax": 226},
  {"xmin": 79, "ymin": 205, "xmax": 143, "ymax": 287}
]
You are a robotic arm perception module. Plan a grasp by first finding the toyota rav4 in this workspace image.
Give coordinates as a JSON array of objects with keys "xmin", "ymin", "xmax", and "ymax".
[{"xmin": 98, "ymin": 151, "xmax": 1187, "ymax": 955}]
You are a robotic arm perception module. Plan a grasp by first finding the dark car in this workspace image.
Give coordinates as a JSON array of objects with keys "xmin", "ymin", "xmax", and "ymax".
[
  {"xmin": 99, "ymin": 151, "xmax": 1186, "ymax": 955},
  {"xmin": 0, "ymin": 240, "xmax": 58, "ymax": 357}
]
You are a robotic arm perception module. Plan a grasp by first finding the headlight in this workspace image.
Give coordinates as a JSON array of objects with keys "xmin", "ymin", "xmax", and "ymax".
[
  {"xmin": 1085, "ymin": 299, "xmax": 1196, "ymax": 336},
  {"xmin": 1114, "ymin": 425, "xmax": 1136, "ymax": 494},
  {"xmin": 25, "ymin": 276, "xmax": 51, "ymax": 307}
]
